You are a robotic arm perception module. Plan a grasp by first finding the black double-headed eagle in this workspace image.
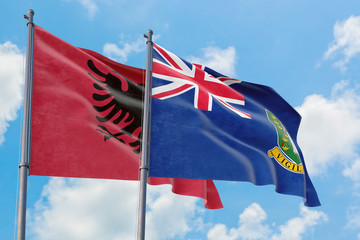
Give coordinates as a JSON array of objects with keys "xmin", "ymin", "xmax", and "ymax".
[{"xmin": 87, "ymin": 60, "xmax": 143, "ymax": 154}]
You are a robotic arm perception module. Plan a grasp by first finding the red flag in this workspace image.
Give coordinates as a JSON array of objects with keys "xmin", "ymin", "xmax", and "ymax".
[{"xmin": 30, "ymin": 25, "xmax": 223, "ymax": 209}]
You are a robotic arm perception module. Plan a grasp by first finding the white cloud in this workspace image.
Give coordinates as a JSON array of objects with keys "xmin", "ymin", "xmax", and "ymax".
[
  {"xmin": 103, "ymin": 36, "xmax": 146, "ymax": 63},
  {"xmin": 236, "ymin": 203, "xmax": 271, "ymax": 240},
  {"xmin": 208, "ymin": 203, "xmax": 271, "ymax": 240},
  {"xmin": 62, "ymin": 0, "xmax": 98, "ymax": 19},
  {"xmin": 296, "ymin": 80, "xmax": 360, "ymax": 176},
  {"xmin": 208, "ymin": 203, "xmax": 270, "ymax": 240},
  {"xmin": 28, "ymin": 178, "xmax": 139, "ymax": 240},
  {"xmin": 28, "ymin": 182, "xmax": 328, "ymax": 240},
  {"xmin": 28, "ymin": 178, "xmax": 200, "ymax": 240},
  {"xmin": 0, "ymin": 41, "xmax": 24, "ymax": 145},
  {"xmin": 207, "ymin": 203, "xmax": 327, "ymax": 240},
  {"xmin": 323, "ymin": 15, "xmax": 360, "ymax": 71},
  {"xmin": 188, "ymin": 46, "xmax": 237, "ymax": 77},
  {"xmin": 343, "ymin": 158, "xmax": 360, "ymax": 185},
  {"xmin": 146, "ymin": 184, "xmax": 202, "ymax": 239},
  {"xmin": 345, "ymin": 206, "xmax": 360, "ymax": 230},
  {"xmin": 270, "ymin": 206, "xmax": 328, "ymax": 240},
  {"xmin": 79, "ymin": 0, "xmax": 98, "ymax": 18}
]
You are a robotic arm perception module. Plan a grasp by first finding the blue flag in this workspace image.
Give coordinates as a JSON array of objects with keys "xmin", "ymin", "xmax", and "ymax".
[{"xmin": 149, "ymin": 44, "xmax": 320, "ymax": 207}]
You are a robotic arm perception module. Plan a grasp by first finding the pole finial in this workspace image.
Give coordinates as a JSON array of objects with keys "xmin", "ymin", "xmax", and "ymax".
[
  {"xmin": 144, "ymin": 29, "xmax": 153, "ymax": 44},
  {"xmin": 25, "ymin": 9, "xmax": 35, "ymax": 26},
  {"xmin": 28, "ymin": 9, "xmax": 35, "ymax": 15}
]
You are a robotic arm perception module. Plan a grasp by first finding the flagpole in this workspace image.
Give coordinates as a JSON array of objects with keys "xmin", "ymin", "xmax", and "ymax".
[
  {"xmin": 17, "ymin": 9, "xmax": 35, "ymax": 240},
  {"xmin": 137, "ymin": 29, "xmax": 153, "ymax": 240}
]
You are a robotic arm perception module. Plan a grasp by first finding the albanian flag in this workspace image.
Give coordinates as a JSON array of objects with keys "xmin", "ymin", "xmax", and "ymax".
[{"xmin": 30, "ymin": 25, "xmax": 222, "ymax": 209}]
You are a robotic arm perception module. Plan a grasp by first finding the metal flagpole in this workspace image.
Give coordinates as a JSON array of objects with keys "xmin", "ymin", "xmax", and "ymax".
[
  {"xmin": 137, "ymin": 29, "xmax": 153, "ymax": 240},
  {"xmin": 17, "ymin": 9, "xmax": 35, "ymax": 240}
]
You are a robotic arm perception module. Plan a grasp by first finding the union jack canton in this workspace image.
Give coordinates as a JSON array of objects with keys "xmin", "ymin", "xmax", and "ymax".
[{"xmin": 152, "ymin": 44, "xmax": 251, "ymax": 119}]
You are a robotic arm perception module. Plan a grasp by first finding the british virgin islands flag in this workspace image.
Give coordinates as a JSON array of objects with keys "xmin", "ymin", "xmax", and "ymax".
[{"xmin": 149, "ymin": 44, "xmax": 320, "ymax": 207}]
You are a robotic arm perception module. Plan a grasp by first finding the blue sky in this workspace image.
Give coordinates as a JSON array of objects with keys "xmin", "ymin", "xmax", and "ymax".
[{"xmin": 1, "ymin": 0, "xmax": 360, "ymax": 239}]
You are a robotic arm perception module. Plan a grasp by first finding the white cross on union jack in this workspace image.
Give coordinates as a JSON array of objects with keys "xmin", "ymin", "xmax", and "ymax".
[{"xmin": 152, "ymin": 44, "xmax": 251, "ymax": 119}]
